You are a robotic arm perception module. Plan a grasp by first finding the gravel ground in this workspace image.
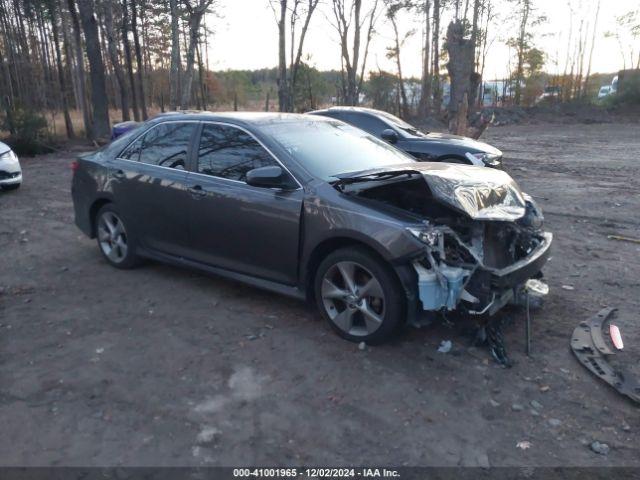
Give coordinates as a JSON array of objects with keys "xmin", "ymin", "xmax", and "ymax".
[{"xmin": 0, "ymin": 122, "xmax": 638, "ymax": 467}]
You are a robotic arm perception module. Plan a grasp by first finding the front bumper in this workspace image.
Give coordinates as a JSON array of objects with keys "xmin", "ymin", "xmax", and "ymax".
[
  {"xmin": 413, "ymin": 230, "xmax": 552, "ymax": 317},
  {"xmin": 0, "ymin": 171, "xmax": 22, "ymax": 185},
  {"xmin": 485, "ymin": 232, "xmax": 552, "ymax": 288}
]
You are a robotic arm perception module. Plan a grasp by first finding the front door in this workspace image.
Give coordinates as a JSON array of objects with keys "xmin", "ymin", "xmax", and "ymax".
[{"xmin": 185, "ymin": 122, "xmax": 303, "ymax": 285}]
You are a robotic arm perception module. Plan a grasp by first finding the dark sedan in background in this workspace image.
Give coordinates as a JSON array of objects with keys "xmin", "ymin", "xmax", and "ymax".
[
  {"xmin": 309, "ymin": 106, "xmax": 503, "ymax": 167},
  {"xmin": 72, "ymin": 112, "xmax": 550, "ymax": 344}
]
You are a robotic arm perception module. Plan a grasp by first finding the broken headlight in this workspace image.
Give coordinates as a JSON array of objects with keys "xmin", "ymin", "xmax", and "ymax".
[
  {"xmin": 520, "ymin": 194, "xmax": 544, "ymax": 230},
  {"xmin": 465, "ymin": 152, "xmax": 502, "ymax": 167},
  {"xmin": 407, "ymin": 227, "xmax": 441, "ymax": 247}
]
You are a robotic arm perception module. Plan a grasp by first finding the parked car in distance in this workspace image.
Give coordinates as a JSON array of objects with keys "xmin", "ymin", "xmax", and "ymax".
[
  {"xmin": 535, "ymin": 85, "xmax": 562, "ymax": 104},
  {"xmin": 597, "ymin": 85, "xmax": 612, "ymax": 99},
  {"xmin": 72, "ymin": 112, "xmax": 551, "ymax": 344},
  {"xmin": 308, "ymin": 107, "xmax": 503, "ymax": 168},
  {"xmin": 0, "ymin": 141, "xmax": 22, "ymax": 190}
]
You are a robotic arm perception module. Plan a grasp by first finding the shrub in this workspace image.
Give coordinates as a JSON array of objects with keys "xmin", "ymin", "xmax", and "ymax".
[{"xmin": 1, "ymin": 108, "xmax": 53, "ymax": 155}]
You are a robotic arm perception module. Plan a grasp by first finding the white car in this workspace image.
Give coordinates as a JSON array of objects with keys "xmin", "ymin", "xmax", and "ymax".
[
  {"xmin": 598, "ymin": 85, "xmax": 612, "ymax": 99},
  {"xmin": 0, "ymin": 141, "xmax": 22, "ymax": 190}
]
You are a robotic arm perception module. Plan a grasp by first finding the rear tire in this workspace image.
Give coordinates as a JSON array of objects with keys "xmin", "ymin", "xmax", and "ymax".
[
  {"xmin": 95, "ymin": 204, "xmax": 140, "ymax": 269},
  {"xmin": 314, "ymin": 247, "xmax": 405, "ymax": 345}
]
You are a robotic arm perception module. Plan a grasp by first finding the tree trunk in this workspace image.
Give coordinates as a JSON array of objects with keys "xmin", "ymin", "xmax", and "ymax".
[
  {"xmin": 76, "ymin": 0, "xmax": 111, "ymax": 139},
  {"xmin": 67, "ymin": 0, "xmax": 93, "ymax": 138},
  {"xmin": 276, "ymin": 0, "xmax": 288, "ymax": 112},
  {"xmin": 121, "ymin": 0, "xmax": 140, "ymax": 121},
  {"xmin": 49, "ymin": 1, "xmax": 74, "ymax": 138},
  {"xmin": 169, "ymin": 0, "xmax": 181, "ymax": 110},
  {"xmin": 101, "ymin": 0, "xmax": 130, "ymax": 121},
  {"xmin": 388, "ymin": 12, "xmax": 408, "ymax": 118},
  {"xmin": 129, "ymin": 0, "xmax": 147, "ymax": 119},
  {"xmin": 431, "ymin": 0, "xmax": 441, "ymax": 112},
  {"xmin": 418, "ymin": 0, "xmax": 431, "ymax": 117},
  {"xmin": 513, "ymin": 0, "xmax": 530, "ymax": 106},
  {"xmin": 180, "ymin": 1, "xmax": 210, "ymax": 109},
  {"xmin": 445, "ymin": 20, "xmax": 474, "ymax": 134}
]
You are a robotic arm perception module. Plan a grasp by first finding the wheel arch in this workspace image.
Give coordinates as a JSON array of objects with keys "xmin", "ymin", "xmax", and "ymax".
[
  {"xmin": 302, "ymin": 235, "xmax": 397, "ymax": 302},
  {"xmin": 89, "ymin": 197, "xmax": 113, "ymax": 238}
]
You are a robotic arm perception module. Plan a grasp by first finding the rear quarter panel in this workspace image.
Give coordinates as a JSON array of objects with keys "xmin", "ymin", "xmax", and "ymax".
[{"xmin": 71, "ymin": 152, "xmax": 112, "ymax": 237}]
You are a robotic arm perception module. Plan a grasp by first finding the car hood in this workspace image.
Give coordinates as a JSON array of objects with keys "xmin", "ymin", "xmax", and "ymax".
[
  {"xmin": 334, "ymin": 162, "xmax": 526, "ymax": 221},
  {"xmin": 416, "ymin": 132, "xmax": 502, "ymax": 155}
]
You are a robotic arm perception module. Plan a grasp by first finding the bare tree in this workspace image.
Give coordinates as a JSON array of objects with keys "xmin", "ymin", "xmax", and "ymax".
[
  {"xmin": 121, "ymin": 0, "xmax": 140, "ymax": 120},
  {"xmin": 180, "ymin": 0, "xmax": 215, "ymax": 109},
  {"xmin": 330, "ymin": 0, "xmax": 379, "ymax": 106},
  {"xmin": 273, "ymin": 0, "xmax": 288, "ymax": 111},
  {"xmin": 67, "ymin": 0, "xmax": 93, "ymax": 138},
  {"xmin": 129, "ymin": 0, "xmax": 147, "ymax": 119},
  {"xmin": 384, "ymin": 0, "xmax": 410, "ymax": 118},
  {"xmin": 418, "ymin": 0, "xmax": 431, "ymax": 117},
  {"xmin": 99, "ymin": 0, "xmax": 130, "ymax": 121},
  {"xmin": 47, "ymin": 0, "xmax": 74, "ymax": 138},
  {"xmin": 269, "ymin": 0, "xmax": 320, "ymax": 112},
  {"xmin": 431, "ymin": 0, "xmax": 442, "ymax": 112},
  {"xmin": 76, "ymin": 0, "xmax": 111, "ymax": 139},
  {"xmin": 169, "ymin": 0, "xmax": 181, "ymax": 109},
  {"xmin": 512, "ymin": 0, "xmax": 531, "ymax": 105},
  {"xmin": 445, "ymin": 20, "xmax": 474, "ymax": 134}
]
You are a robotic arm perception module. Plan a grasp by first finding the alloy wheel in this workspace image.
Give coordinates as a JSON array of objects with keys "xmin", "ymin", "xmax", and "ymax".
[
  {"xmin": 97, "ymin": 211, "xmax": 128, "ymax": 264},
  {"xmin": 320, "ymin": 261, "xmax": 386, "ymax": 337}
]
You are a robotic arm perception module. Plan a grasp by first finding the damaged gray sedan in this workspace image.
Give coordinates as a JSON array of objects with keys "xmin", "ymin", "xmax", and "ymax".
[{"xmin": 72, "ymin": 112, "xmax": 552, "ymax": 344}]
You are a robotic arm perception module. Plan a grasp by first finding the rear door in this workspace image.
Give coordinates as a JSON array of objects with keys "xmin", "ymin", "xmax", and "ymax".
[
  {"xmin": 108, "ymin": 121, "xmax": 198, "ymax": 257},
  {"xmin": 185, "ymin": 122, "xmax": 303, "ymax": 285}
]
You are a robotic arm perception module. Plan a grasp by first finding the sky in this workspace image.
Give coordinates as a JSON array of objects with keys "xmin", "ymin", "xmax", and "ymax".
[{"xmin": 204, "ymin": 0, "xmax": 639, "ymax": 80}]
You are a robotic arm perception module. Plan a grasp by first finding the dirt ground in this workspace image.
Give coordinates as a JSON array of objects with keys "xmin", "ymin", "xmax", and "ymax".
[{"xmin": 0, "ymin": 122, "xmax": 638, "ymax": 468}]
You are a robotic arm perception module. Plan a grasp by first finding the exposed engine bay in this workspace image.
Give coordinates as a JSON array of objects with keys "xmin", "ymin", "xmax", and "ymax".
[{"xmin": 335, "ymin": 163, "xmax": 552, "ymax": 316}]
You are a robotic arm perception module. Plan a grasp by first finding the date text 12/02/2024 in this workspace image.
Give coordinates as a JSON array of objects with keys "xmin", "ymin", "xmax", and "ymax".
[{"xmin": 232, "ymin": 468, "xmax": 401, "ymax": 478}]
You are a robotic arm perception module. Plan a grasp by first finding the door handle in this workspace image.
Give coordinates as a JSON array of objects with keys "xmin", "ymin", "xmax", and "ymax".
[
  {"xmin": 111, "ymin": 169, "xmax": 126, "ymax": 179},
  {"xmin": 188, "ymin": 185, "xmax": 207, "ymax": 197}
]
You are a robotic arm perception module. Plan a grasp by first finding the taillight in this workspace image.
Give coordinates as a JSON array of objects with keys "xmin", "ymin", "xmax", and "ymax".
[{"xmin": 71, "ymin": 160, "xmax": 79, "ymax": 173}]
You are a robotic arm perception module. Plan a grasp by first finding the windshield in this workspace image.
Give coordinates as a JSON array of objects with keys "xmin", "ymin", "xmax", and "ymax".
[
  {"xmin": 375, "ymin": 110, "xmax": 424, "ymax": 136},
  {"xmin": 260, "ymin": 119, "xmax": 414, "ymax": 181}
]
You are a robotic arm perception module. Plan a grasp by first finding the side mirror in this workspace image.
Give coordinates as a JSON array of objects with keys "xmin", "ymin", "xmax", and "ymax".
[
  {"xmin": 381, "ymin": 128, "xmax": 399, "ymax": 144},
  {"xmin": 246, "ymin": 165, "xmax": 287, "ymax": 189}
]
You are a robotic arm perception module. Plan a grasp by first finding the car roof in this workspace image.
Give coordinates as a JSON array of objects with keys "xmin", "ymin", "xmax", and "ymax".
[
  {"xmin": 150, "ymin": 111, "xmax": 332, "ymax": 129},
  {"xmin": 309, "ymin": 106, "xmax": 380, "ymax": 117}
]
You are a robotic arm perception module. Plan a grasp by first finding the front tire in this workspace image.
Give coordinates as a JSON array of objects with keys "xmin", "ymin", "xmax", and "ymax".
[
  {"xmin": 95, "ymin": 204, "xmax": 139, "ymax": 269},
  {"xmin": 314, "ymin": 247, "xmax": 405, "ymax": 344},
  {"xmin": 1, "ymin": 183, "xmax": 20, "ymax": 191}
]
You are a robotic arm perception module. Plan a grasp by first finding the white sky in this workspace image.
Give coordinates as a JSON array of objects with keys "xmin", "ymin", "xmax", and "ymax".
[{"xmin": 205, "ymin": 0, "xmax": 639, "ymax": 80}]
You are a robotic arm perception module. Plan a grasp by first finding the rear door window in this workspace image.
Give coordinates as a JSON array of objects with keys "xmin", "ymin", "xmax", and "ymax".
[
  {"xmin": 119, "ymin": 122, "xmax": 196, "ymax": 170},
  {"xmin": 139, "ymin": 122, "xmax": 197, "ymax": 170}
]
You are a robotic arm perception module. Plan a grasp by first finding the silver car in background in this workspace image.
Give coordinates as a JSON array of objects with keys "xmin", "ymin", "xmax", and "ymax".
[{"xmin": 0, "ymin": 141, "xmax": 22, "ymax": 190}]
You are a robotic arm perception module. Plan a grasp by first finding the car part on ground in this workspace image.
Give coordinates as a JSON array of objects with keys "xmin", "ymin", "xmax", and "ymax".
[
  {"xmin": 0, "ymin": 141, "xmax": 22, "ymax": 190},
  {"xmin": 571, "ymin": 308, "xmax": 640, "ymax": 404}
]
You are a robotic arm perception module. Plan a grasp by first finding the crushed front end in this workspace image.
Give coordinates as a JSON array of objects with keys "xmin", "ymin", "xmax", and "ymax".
[{"xmin": 335, "ymin": 163, "xmax": 552, "ymax": 318}]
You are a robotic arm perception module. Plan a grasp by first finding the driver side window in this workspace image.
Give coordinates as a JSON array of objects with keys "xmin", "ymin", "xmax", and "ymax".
[{"xmin": 121, "ymin": 122, "xmax": 196, "ymax": 170}]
